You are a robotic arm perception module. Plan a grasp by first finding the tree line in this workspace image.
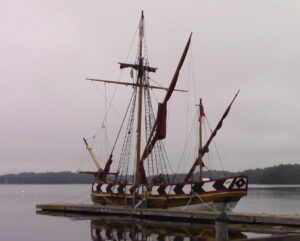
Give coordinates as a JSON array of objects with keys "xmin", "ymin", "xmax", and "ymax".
[{"xmin": 0, "ymin": 164, "xmax": 299, "ymax": 184}]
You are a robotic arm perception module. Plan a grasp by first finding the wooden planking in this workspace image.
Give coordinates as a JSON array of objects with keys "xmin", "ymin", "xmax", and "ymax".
[{"xmin": 36, "ymin": 203, "xmax": 300, "ymax": 226}]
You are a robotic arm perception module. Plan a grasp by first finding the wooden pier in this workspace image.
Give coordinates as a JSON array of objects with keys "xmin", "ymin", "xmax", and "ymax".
[{"xmin": 36, "ymin": 203, "xmax": 300, "ymax": 227}]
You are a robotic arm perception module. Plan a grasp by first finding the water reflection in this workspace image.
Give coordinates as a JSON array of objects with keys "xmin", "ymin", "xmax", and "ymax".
[{"xmin": 90, "ymin": 216, "xmax": 247, "ymax": 241}]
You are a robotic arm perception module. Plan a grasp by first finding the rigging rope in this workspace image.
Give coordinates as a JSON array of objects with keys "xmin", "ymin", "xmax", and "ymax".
[
  {"xmin": 188, "ymin": 42, "xmax": 197, "ymax": 104},
  {"xmin": 89, "ymin": 24, "xmax": 139, "ymax": 145},
  {"xmin": 90, "ymin": 82, "xmax": 122, "ymax": 146},
  {"xmin": 168, "ymin": 113, "xmax": 198, "ymax": 186},
  {"xmin": 144, "ymin": 84, "xmax": 155, "ymax": 179},
  {"xmin": 161, "ymin": 143, "xmax": 174, "ymax": 174},
  {"xmin": 148, "ymin": 77, "xmax": 164, "ymax": 88},
  {"xmin": 203, "ymin": 119, "xmax": 216, "ymax": 179},
  {"xmin": 115, "ymin": 86, "xmax": 138, "ymax": 183},
  {"xmin": 144, "ymin": 78, "xmax": 171, "ymax": 183},
  {"xmin": 104, "ymin": 83, "xmax": 109, "ymax": 158},
  {"xmin": 110, "ymin": 87, "xmax": 138, "ymax": 154},
  {"xmin": 204, "ymin": 116, "xmax": 227, "ymax": 176}
]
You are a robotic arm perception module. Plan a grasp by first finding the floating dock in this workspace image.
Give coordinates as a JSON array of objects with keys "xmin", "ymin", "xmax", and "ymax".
[{"xmin": 36, "ymin": 203, "xmax": 300, "ymax": 227}]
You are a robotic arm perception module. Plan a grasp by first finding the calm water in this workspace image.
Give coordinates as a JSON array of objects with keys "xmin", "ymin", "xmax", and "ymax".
[{"xmin": 0, "ymin": 184, "xmax": 300, "ymax": 241}]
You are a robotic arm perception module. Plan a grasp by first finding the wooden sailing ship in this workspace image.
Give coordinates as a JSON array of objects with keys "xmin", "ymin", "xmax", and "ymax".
[{"xmin": 81, "ymin": 12, "xmax": 248, "ymax": 211}]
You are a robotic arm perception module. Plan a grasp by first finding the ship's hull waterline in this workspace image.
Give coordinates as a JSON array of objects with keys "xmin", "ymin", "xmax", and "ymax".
[{"xmin": 91, "ymin": 175, "xmax": 247, "ymax": 211}]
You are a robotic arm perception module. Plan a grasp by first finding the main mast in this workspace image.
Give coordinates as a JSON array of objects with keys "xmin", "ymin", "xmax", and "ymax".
[
  {"xmin": 134, "ymin": 11, "xmax": 145, "ymax": 185},
  {"xmin": 87, "ymin": 12, "xmax": 191, "ymax": 185}
]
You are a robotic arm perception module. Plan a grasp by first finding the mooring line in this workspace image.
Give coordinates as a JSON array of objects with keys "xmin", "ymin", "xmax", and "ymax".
[
  {"xmin": 195, "ymin": 192, "xmax": 216, "ymax": 211},
  {"xmin": 181, "ymin": 192, "xmax": 195, "ymax": 211}
]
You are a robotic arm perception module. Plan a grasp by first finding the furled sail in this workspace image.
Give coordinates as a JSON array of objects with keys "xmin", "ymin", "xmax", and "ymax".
[
  {"xmin": 184, "ymin": 90, "xmax": 240, "ymax": 182},
  {"xmin": 102, "ymin": 154, "xmax": 113, "ymax": 180},
  {"xmin": 156, "ymin": 103, "xmax": 167, "ymax": 139},
  {"xmin": 140, "ymin": 33, "xmax": 192, "ymax": 163}
]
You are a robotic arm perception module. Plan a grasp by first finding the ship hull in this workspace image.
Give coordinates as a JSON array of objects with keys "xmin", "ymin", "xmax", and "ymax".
[{"xmin": 91, "ymin": 175, "xmax": 247, "ymax": 211}]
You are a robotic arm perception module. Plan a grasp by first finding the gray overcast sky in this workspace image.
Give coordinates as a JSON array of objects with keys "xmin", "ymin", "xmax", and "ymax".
[{"xmin": 1, "ymin": 1, "xmax": 300, "ymax": 174}]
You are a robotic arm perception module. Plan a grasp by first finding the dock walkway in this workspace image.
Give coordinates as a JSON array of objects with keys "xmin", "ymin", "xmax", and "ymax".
[{"xmin": 36, "ymin": 203, "xmax": 300, "ymax": 227}]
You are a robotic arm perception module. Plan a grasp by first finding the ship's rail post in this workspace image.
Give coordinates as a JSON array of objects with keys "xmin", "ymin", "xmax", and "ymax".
[
  {"xmin": 143, "ymin": 185, "xmax": 147, "ymax": 208},
  {"xmin": 215, "ymin": 211, "xmax": 229, "ymax": 241}
]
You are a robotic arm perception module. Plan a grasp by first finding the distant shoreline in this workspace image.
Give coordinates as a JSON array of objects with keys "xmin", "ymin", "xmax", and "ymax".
[
  {"xmin": 1, "ymin": 164, "xmax": 299, "ymax": 184},
  {"xmin": 0, "ymin": 172, "xmax": 93, "ymax": 184}
]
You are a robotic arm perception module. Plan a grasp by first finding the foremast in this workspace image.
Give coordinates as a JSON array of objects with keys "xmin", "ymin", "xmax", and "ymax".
[{"xmin": 134, "ymin": 11, "xmax": 145, "ymax": 185}]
